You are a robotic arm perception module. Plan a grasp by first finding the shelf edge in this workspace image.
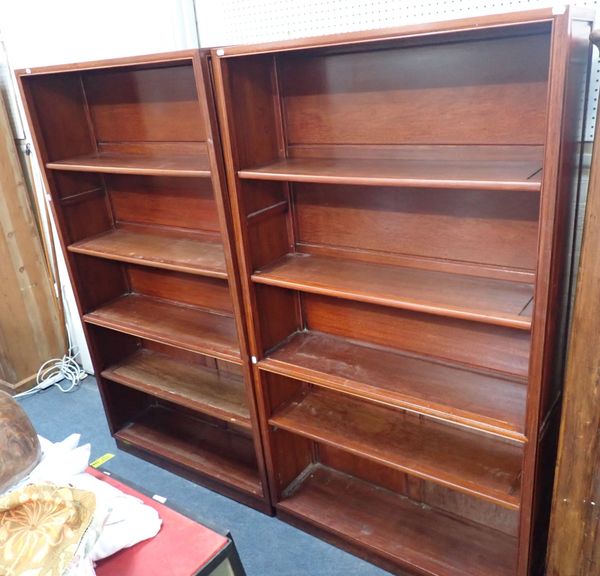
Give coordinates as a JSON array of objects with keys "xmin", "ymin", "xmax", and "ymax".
[
  {"xmin": 260, "ymin": 356, "xmax": 528, "ymax": 444},
  {"xmin": 269, "ymin": 410, "xmax": 521, "ymax": 511},
  {"xmin": 251, "ymin": 273, "xmax": 533, "ymax": 331},
  {"xmin": 83, "ymin": 313, "xmax": 242, "ymax": 365}
]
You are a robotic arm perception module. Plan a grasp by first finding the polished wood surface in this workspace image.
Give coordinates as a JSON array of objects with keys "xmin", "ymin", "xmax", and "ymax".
[
  {"xmin": 239, "ymin": 154, "xmax": 542, "ymax": 191},
  {"xmin": 294, "ymin": 183, "xmax": 540, "ymax": 275},
  {"xmin": 271, "ymin": 387, "xmax": 521, "ymax": 508},
  {"xmin": 253, "ymin": 253, "xmax": 533, "ymax": 330},
  {"xmin": 546, "ymin": 30, "xmax": 600, "ymax": 575},
  {"xmin": 303, "ymin": 294, "xmax": 531, "ymax": 377},
  {"xmin": 278, "ymin": 465, "xmax": 518, "ymax": 576},
  {"xmin": 47, "ymin": 151, "xmax": 210, "ymax": 177},
  {"xmin": 279, "ymin": 34, "xmax": 549, "ymax": 147},
  {"xmin": 516, "ymin": 17, "xmax": 593, "ymax": 574},
  {"xmin": 18, "ymin": 50, "xmax": 271, "ymax": 512},
  {"xmin": 0, "ymin": 91, "xmax": 65, "ymax": 393},
  {"xmin": 83, "ymin": 64, "xmax": 206, "ymax": 143},
  {"xmin": 211, "ymin": 8, "xmax": 590, "ymax": 574},
  {"xmin": 68, "ymin": 228, "xmax": 227, "ymax": 278},
  {"xmin": 102, "ymin": 348, "xmax": 250, "ymax": 429},
  {"xmin": 260, "ymin": 331, "xmax": 527, "ymax": 440},
  {"xmin": 84, "ymin": 294, "xmax": 240, "ymax": 363},
  {"xmin": 116, "ymin": 404, "xmax": 261, "ymax": 496}
]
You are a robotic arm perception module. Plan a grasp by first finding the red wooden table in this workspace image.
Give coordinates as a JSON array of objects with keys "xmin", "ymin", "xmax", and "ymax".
[{"xmin": 89, "ymin": 468, "xmax": 245, "ymax": 576}]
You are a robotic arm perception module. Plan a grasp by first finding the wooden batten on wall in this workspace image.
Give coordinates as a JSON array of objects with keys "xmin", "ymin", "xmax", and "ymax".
[
  {"xmin": 0, "ymin": 92, "xmax": 65, "ymax": 394},
  {"xmin": 546, "ymin": 29, "xmax": 600, "ymax": 576}
]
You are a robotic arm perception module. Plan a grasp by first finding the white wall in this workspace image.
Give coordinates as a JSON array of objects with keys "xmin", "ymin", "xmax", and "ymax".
[
  {"xmin": 0, "ymin": 0, "xmax": 198, "ymax": 69},
  {"xmin": 196, "ymin": 0, "xmax": 597, "ymax": 47}
]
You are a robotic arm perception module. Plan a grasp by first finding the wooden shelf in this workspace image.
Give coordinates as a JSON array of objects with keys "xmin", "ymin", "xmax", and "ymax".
[
  {"xmin": 270, "ymin": 387, "xmax": 522, "ymax": 509},
  {"xmin": 47, "ymin": 152, "xmax": 211, "ymax": 177},
  {"xmin": 260, "ymin": 331, "xmax": 527, "ymax": 441},
  {"xmin": 69, "ymin": 228, "xmax": 227, "ymax": 278},
  {"xmin": 102, "ymin": 348, "xmax": 251, "ymax": 429},
  {"xmin": 84, "ymin": 294, "xmax": 240, "ymax": 363},
  {"xmin": 253, "ymin": 253, "xmax": 533, "ymax": 330},
  {"xmin": 278, "ymin": 464, "xmax": 517, "ymax": 576},
  {"xmin": 238, "ymin": 155, "xmax": 542, "ymax": 191},
  {"xmin": 116, "ymin": 405, "xmax": 261, "ymax": 496}
]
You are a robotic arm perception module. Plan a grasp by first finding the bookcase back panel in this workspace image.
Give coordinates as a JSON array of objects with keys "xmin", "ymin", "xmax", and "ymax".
[
  {"xmin": 248, "ymin": 209, "xmax": 291, "ymax": 269},
  {"xmin": 73, "ymin": 255, "xmax": 129, "ymax": 312},
  {"xmin": 53, "ymin": 171, "xmax": 104, "ymax": 200},
  {"xmin": 242, "ymin": 180, "xmax": 287, "ymax": 216},
  {"xmin": 223, "ymin": 55, "xmax": 282, "ymax": 168},
  {"xmin": 269, "ymin": 429, "xmax": 519, "ymax": 537},
  {"xmin": 142, "ymin": 340, "xmax": 245, "ymax": 378},
  {"xmin": 280, "ymin": 32, "xmax": 550, "ymax": 146},
  {"xmin": 100, "ymin": 377, "xmax": 150, "ymax": 431},
  {"xmin": 302, "ymin": 292, "xmax": 530, "ymax": 377},
  {"xmin": 71, "ymin": 256, "xmax": 233, "ymax": 316},
  {"xmin": 318, "ymin": 442, "xmax": 519, "ymax": 537},
  {"xmin": 254, "ymin": 284, "xmax": 301, "ymax": 351},
  {"xmin": 61, "ymin": 190, "xmax": 112, "ymax": 244},
  {"xmin": 106, "ymin": 175, "xmax": 220, "ymax": 234},
  {"xmin": 25, "ymin": 74, "xmax": 95, "ymax": 162},
  {"xmin": 89, "ymin": 325, "xmax": 245, "ymax": 380},
  {"xmin": 87, "ymin": 324, "xmax": 141, "ymax": 372},
  {"xmin": 294, "ymin": 183, "xmax": 540, "ymax": 272},
  {"xmin": 83, "ymin": 65, "xmax": 206, "ymax": 143},
  {"xmin": 102, "ymin": 378, "xmax": 258, "ymax": 463},
  {"xmin": 127, "ymin": 267, "xmax": 233, "ymax": 314}
]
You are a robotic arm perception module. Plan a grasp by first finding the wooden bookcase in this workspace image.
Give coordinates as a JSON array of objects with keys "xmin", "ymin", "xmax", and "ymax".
[
  {"xmin": 16, "ymin": 51, "xmax": 272, "ymax": 513},
  {"xmin": 211, "ymin": 8, "xmax": 593, "ymax": 575}
]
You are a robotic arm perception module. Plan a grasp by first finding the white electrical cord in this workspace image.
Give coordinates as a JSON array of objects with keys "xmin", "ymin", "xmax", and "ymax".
[{"xmin": 15, "ymin": 310, "xmax": 87, "ymax": 399}]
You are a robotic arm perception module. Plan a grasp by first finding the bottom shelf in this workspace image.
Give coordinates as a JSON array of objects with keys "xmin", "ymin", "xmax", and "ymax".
[
  {"xmin": 115, "ymin": 404, "xmax": 262, "ymax": 497},
  {"xmin": 278, "ymin": 464, "xmax": 517, "ymax": 576}
]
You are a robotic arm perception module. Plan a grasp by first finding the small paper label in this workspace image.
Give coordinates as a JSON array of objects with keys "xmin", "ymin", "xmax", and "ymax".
[
  {"xmin": 152, "ymin": 494, "xmax": 167, "ymax": 504},
  {"xmin": 90, "ymin": 453, "xmax": 115, "ymax": 468}
]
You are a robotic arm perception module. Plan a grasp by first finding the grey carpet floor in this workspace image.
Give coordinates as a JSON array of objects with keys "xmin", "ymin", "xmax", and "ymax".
[{"xmin": 18, "ymin": 377, "xmax": 392, "ymax": 576}]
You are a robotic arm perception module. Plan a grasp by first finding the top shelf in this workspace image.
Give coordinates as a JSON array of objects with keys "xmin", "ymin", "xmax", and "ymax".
[
  {"xmin": 238, "ymin": 155, "xmax": 542, "ymax": 191},
  {"xmin": 47, "ymin": 152, "xmax": 211, "ymax": 178}
]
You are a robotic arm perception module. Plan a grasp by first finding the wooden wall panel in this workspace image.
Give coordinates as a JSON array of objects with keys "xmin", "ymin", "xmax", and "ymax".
[
  {"xmin": 84, "ymin": 65, "xmax": 206, "ymax": 143},
  {"xmin": 546, "ymin": 31, "xmax": 600, "ymax": 574},
  {"xmin": 0, "ymin": 94, "xmax": 65, "ymax": 392},
  {"xmin": 282, "ymin": 33, "xmax": 550, "ymax": 146},
  {"xmin": 107, "ymin": 174, "xmax": 220, "ymax": 233},
  {"xmin": 303, "ymin": 292, "xmax": 531, "ymax": 377},
  {"xmin": 294, "ymin": 184, "xmax": 540, "ymax": 271}
]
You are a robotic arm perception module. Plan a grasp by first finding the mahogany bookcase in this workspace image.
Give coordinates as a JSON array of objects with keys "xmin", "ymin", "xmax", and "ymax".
[
  {"xmin": 16, "ymin": 51, "xmax": 272, "ymax": 514},
  {"xmin": 211, "ymin": 7, "xmax": 593, "ymax": 575}
]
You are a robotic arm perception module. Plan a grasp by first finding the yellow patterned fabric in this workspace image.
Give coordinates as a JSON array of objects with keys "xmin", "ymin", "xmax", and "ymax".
[{"xmin": 0, "ymin": 484, "xmax": 95, "ymax": 576}]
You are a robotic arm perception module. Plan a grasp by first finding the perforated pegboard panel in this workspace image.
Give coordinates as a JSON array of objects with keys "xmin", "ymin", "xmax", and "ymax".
[{"xmin": 196, "ymin": 0, "xmax": 599, "ymax": 140}]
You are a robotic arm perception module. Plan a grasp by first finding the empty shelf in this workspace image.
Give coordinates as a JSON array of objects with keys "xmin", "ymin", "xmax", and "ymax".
[
  {"xmin": 260, "ymin": 331, "xmax": 527, "ymax": 441},
  {"xmin": 102, "ymin": 348, "xmax": 250, "ymax": 429},
  {"xmin": 69, "ymin": 228, "xmax": 227, "ymax": 278},
  {"xmin": 84, "ymin": 294, "xmax": 240, "ymax": 363},
  {"xmin": 253, "ymin": 253, "xmax": 533, "ymax": 330},
  {"xmin": 270, "ymin": 388, "xmax": 522, "ymax": 509},
  {"xmin": 47, "ymin": 152, "xmax": 211, "ymax": 177},
  {"xmin": 279, "ymin": 465, "xmax": 517, "ymax": 576},
  {"xmin": 238, "ymin": 155, "xmax": 542, "ymax": 191},
  {"xmin": 116, "ymin": 405, "xmax": 261, "ymax": 496}
]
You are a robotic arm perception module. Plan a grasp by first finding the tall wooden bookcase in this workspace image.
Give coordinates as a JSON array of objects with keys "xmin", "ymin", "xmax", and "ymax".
[
  {"xmin": 211, "ymin": 7, "xmax": 592, "ymax": 575},
  {"xmin": 17, "ymin": 51, "xmax": 272, "ymax": 513}
]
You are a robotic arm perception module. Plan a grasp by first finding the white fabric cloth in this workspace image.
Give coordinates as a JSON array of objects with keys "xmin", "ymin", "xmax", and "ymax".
[{"xmin": 4, "ymin": 434, "xmax": 162, "ymax": 575}]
